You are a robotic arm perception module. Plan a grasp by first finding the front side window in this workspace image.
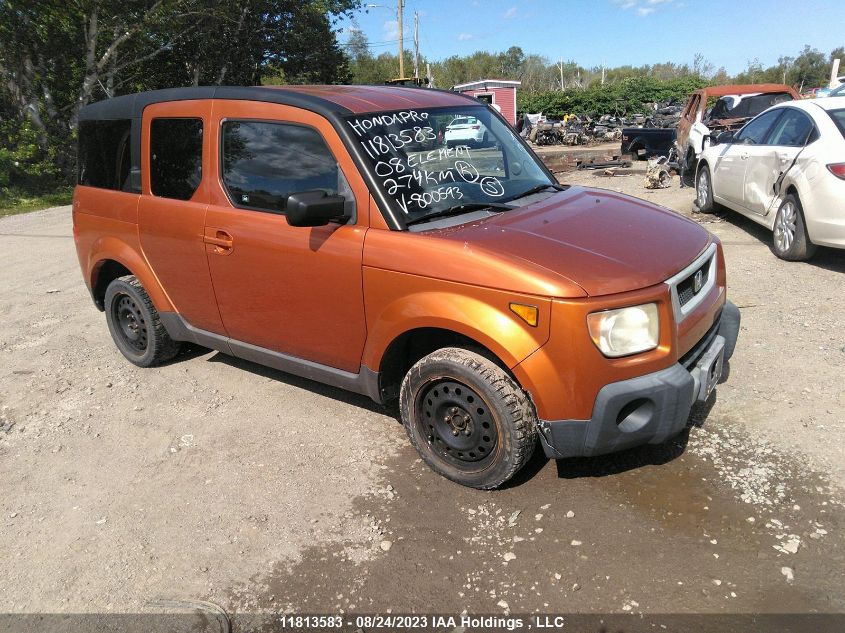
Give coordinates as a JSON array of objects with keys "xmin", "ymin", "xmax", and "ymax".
[
  {"xmin": 734, "ymin": 109, "xmax": 783, "ymax": 145},
  {"xmin": 767, "ymin": 109, "xmax": 815, "ymax": 147},
  {"xmin": 346, "ymin": 106, "xmax": 554, "ymax": 225},
  {"xmin": 150, "ymin": 118, "xmax": 203, "ymax": 201},
  {"xmin": 78, "ymin": 119, "xmax": 132, "ymax": 191},
  {"xmin": 221, "ymin": 120, "xmax": 343, "ymax": 213}
]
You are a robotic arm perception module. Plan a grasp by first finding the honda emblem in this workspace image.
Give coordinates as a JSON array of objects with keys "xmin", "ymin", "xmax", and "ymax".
[{"xmin": 693, "ymin": 269, "xmax": 704, "ymax": 293}]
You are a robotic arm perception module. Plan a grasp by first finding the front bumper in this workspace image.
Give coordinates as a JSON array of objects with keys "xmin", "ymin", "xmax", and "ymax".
[{"xmin": 538, "ymin": 300, "xmax": 740, "ymax": 459}]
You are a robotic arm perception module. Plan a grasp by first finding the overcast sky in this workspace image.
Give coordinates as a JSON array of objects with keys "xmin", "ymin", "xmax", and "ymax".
[{"xmin": 336, "ymin": 0, "xmax": 845, "ymax": 76}]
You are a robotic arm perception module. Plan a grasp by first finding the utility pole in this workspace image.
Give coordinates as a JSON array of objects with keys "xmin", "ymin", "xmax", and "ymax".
[
  {"xmin": 557, "ymin": 59, "xmax": 564, "ymax": 91},
  {"xmin": 413, "ymin": 11, "xmax": 420, "ymax": 80},
  {"xmin": 397, "ymin": 0, "xmax": 405, "ymax": 78},
  {"xmin": 831, "ymin": 58, "xmax": 842, "ymax": 89}
]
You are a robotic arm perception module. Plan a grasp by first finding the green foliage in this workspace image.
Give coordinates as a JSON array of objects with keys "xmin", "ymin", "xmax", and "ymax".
[
  {"xmin": 733, "ymin": 45, "xmax": 844, "ymax": 90},
  {"xmin": 519, "ymin": 76, "xmax": 708, "ymax": 118},
  {"xmin": 0, "ymin": 0, "xmax": 359, "ymax": 210},
  {"xmin": 0, "ymin": 188, "xmax": 73, "ymax": 217},
  {"xmin": 0, "ymin": 118, "xmax": 67, "ymax": 193}
]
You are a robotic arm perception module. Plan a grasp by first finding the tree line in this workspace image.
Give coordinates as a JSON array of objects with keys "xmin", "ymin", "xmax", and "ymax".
[
  {"xmin": 347, "ymin": 27, "xmax": 843, "ymax": 115},
  {"xmin": 1, "ymin": 1, "xmax": 842, "ymax": 203},
  {"xmin": 0, "ymin": 0, "xmax": 357, "ymax": 203}
]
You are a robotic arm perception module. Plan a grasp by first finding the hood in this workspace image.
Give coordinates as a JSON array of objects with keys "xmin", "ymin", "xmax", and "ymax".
[{"xmin": 435, "ymin": 186, "xmax": 711, "ymax": 297}]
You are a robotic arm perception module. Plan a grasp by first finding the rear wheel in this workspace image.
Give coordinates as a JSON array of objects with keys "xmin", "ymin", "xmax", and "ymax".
[
  {"xmin": 399, "ymin": 348, "xmax": 537, "ymax": 489},
  {"xmin": 104, "ymin": 275, "xmax": 181, "ymax": 367},
  {"xmin": 773, "ymin": 193, "xmax": 816, "ymax": 261}
]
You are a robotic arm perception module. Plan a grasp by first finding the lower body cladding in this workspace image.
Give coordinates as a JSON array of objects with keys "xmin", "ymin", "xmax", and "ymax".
[{"xmin": 537, "ymin": 301, "xmax": 740, "ymax": 459}]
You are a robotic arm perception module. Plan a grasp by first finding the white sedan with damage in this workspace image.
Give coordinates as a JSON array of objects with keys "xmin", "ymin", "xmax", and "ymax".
[
  {"xmin": 694, "ymin": 97, "xmax": 845, "ymax": 261},
  {"xmin": 444, "ymin": 116, "xmax": 489, "ymax": 148}
]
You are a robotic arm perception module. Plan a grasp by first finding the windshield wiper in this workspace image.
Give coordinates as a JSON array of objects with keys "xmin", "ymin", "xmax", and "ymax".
[
  {"xmin": 406, "ymin": 202, "xmax": 514, "ymax": 226},
  {"xmin": 504, "ymin": 183, "xmax": 565, "ymax": 202}
]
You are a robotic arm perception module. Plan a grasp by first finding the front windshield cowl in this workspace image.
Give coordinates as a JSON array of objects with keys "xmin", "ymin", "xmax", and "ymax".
[{"xmin": 345, "ymin": 106, "xmax": 556, "ymax": 228}]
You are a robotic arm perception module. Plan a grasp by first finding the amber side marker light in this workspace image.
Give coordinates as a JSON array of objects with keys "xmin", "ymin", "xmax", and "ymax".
[{"xmin": 509, "ymin": 303, "xmax": 539, "ymax": 327}]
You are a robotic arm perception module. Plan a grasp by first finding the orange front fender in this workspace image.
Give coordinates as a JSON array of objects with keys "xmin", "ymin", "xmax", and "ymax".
[{"xmin": 362, "ymin": 267, "xmax": 551, "ymax": 372}]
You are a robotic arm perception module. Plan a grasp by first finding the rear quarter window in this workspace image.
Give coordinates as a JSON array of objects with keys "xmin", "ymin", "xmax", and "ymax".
[
  {"xmin": 828, "ymin": 109, "xmax": 845, "ymax": 139},
  {"xmin": 77, "ymin": 120, "xmax": 132, "ymax": 191}
]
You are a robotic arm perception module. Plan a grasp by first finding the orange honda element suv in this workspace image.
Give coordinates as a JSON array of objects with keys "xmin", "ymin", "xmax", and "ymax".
[{"xmin": 74, "ymin": 86, "xmax": 740, "ymax": 489}]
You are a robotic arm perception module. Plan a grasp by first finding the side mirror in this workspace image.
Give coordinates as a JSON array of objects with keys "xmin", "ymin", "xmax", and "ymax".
[
  {"xmin": 712, "ymin": 130, "xmax": 735, "ymax": 146},
  {"xmin": 285, "ymin": 190, "xmax": 349, "ymax": 227}
]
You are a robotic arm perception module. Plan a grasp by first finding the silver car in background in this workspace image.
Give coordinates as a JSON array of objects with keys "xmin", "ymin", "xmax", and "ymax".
[{"xmin": 695, "ymin": 97, "xmax": 845, "ymax": 261}]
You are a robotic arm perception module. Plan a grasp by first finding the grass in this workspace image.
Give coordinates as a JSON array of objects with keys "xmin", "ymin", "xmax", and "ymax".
[{"xmin": 0, "ymin": 187, "xmax": 74, "ymax": 218}]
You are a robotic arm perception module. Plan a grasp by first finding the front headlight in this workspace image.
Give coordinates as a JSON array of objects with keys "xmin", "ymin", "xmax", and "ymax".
[{"xmin": 587, "ymin": 303, "xmax": 660, "ymax": 358}]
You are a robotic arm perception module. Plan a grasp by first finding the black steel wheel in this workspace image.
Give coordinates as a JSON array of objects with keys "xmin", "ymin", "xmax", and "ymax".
[
  {"xmin": 113, "ymin": 294, "xmax": 148, "ymax": 353},
  {"xmin": 416, "ymin": 379, "xmax": 498, "ymax": 468},
  {"xmin": 400, "ymin": 347, "xmax": 537, "ymax": 489},
  {"xmin": 104, "ymin": 275, "xmax": 181, "ymax": 367}
]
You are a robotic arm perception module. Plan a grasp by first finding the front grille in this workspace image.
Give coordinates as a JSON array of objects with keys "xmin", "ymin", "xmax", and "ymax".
[
  {"xmin": 665, "ymin": 243, "xmax": 718, "ymax": 323},
  {"xmin": 676, "ymin": 261, "xmax": 711, "ymax": 307},
  {"xmin": 680, "ymin": 310, "xmax": 722, "ymax": 370}
]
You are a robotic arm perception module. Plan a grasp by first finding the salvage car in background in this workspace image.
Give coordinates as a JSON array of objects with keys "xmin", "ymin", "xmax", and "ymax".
[
  {"xmin": 695, "ymin": 97, "xmax": 845, "ymax": 260},
  {"xmin": 444, "ymin": 115, "xmax": 489, "ymax": 147},
  {"xmin": 677, "ymin": 84, "xmax": 800, "ymax": 178},
  {"xmin": 622, "ymin": 127, "xmax": 676, "ymax": 160}
]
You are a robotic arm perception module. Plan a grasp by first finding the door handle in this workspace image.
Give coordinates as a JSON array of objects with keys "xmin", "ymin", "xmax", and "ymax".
[{"xmin": 204, "ymin": 228, "xmax": 234, "ymax": 254}]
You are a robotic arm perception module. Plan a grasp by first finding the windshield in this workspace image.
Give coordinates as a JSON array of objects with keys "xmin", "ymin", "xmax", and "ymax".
[{"xmin": 345, "ymin": 106, "xmax": 554, "ymax": 226}]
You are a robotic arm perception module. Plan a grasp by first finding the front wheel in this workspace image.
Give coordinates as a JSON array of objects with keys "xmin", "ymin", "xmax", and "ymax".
[
  {"xmin": 695, "ymin": 164, "xmax": 715, "ymax": 213},
  {"xmin": 773, "ymin": 194, "xmax": 816, "ymax": 261},
  {"xmin": 399, "ymin": 348, "xmax": 537, "ymax": 489}
]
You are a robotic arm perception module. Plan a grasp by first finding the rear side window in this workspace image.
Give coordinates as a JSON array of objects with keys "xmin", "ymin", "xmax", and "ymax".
[
  {"xmin": 78, "ymin": 120, "xmax": 132, "ymax": 190},
  {"xmin": 150, "ymin": 118, "xmax": 203, "ymax": 200},
  {"xmin": 221, "ymin": 120, "xmax": 341, "ymax": 213},
  {"xmin": 767, "ymin": 109, "xmax": 816, "ymax": 147}
]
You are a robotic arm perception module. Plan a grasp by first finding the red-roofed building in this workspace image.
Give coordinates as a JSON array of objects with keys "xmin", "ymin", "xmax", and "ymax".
[{"xmin": 452, "ymin": 79, "xmax": 520, "ymax": 126}]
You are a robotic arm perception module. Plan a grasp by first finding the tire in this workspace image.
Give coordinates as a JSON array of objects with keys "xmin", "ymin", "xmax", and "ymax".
[
  {"xmin": 399, "ymin": 347, "xmax": 537, "ymax": 489},
  {"xmin": 773, "ymin": 193, "xmax": 817, "ymax": 261},
  {"xmin": 682, "ymin": 148, "xmax": 696, "ymax": 187},
  {"xmin": 694, "ymin": 164, "xmax": 715, "ymax": 214},
  {"xmin": 104, "ymin": 275, "xmax": 181, "ymax": 367},
  {"xmin": 629, "ymin": 145, "xmax": 641, "ymax": 161}
]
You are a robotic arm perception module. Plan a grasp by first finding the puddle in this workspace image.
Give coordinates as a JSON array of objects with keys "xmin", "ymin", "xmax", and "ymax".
[{"xmin": 222, "ymin": 421, "xmax": 845, "ymax": 629}]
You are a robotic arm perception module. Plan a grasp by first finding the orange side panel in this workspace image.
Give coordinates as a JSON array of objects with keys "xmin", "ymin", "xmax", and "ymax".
[{"xmin": 361, "ymin": 266, "xmax": 551, "ymax": 373}]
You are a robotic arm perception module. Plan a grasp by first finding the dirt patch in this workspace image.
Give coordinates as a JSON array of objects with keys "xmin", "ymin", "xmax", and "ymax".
[{"xmin": 1, "ymin": 186, "xmax": 844, "ymax": 623}]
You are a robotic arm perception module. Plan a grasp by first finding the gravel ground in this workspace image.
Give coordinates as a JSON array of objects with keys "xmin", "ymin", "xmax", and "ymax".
[{"xmin": 1, "ymin": 172, "xmax": 844, "ymax": 628}]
